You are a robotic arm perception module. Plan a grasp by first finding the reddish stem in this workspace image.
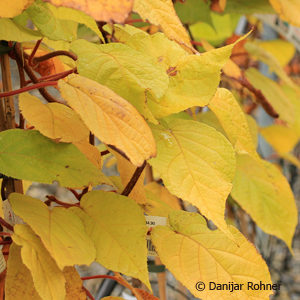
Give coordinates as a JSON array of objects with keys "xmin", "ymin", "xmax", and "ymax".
[
  {"xmin": 125, "ymin": 18, "xmax": 146, "ymax": 24},
  {"xmin": 28, "ymin": 39, "xmax": 43, "ymax": 66},
  {"xmin": 82, "ymin": 287, "xmax": 95, "ymax": 300},
  {"xmin": 81, "ymin": 275, "xmax": 117, "ymax": 281},
  {"xmin": 100, "ymin": 150, "xmax": 110, "ymax": 156},
  {"xmin": 32, "ymin": 50, "xmax": 77, "ymax": 65},
  {"xmin": 0, "ymin": 233, "xmax": 11, "ymax": 237},
  {"xmin": 0, "ymin": 218, "xmax": 13, "ymax": 232},
  {"xmin": 191, "ymin": 40, "xmax": 203, "ymax": 46},
  {"xmin": 0, "ymin": 81, "xmax": 58, "ymax": 98},
  {"xmin": 37, "ymin": 68, "xmax": 77, "ymax": 82},
  {"xmin": 45, "ymin": 195, "xmax": 80, "ymax": 208},
  {"xmin": 68, "ymin": 188, "xmax": 80, "ymax": 200}
]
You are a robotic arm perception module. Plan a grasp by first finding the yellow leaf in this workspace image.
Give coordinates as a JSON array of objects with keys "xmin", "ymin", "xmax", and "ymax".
[
  {"xmin": 70, "ymin": 40, "xmax": 168, "ymax": 123},
  {"xmin": 231, "ymin": 154, "xmax": 298, "ymax": 249},
  {"xmin": 246, "ymin": 68, "xmax": 295, "ymax": 125},
  {"xmin": 148, "ymin": 37, "xmax": 247, "ymax": 118},
  {"xmin": 260, "ymin": 124, "xmax": 298, "ymax": 154},
  {"xmin": 70, "ymin": 191, "xmax": 150, "ymax": 289},
  {"xmin": 12, "ymin": 225, "xmax": 66, "ymax": 300},
  {"xmin": 59, "ymin": 74, "xmax": 156, "ymax": 166},
  {"xmin": 5, "ymin": 243, "xmax": 42, "ymax": 300},
  {"xmin": 19, "ymin": 93, "xmax": 89, "ymax": 143},
  {"xmin": 149, "ymin": 119, "xmax": 236, "ymax": 235},
  {"xmin": 125, "ymin": 31, "xmax": 189, "ymax": 72},
  {"xmin": 201, "ymin": 38, "xmax": 242, "ymax": 79},
  {"xmin": 144, "ymin": 182, "xmax": 181, "ymax": 217},
  {"xmin": 282, "ymin": 152, "xmax": 300, "ymax": 169},
  {"xmin": 209, "ymin": 88, "xmax": 258, "ymax": 157},
  {"xmin": 152, "ymin": 210, "xmax": 272, "ymax": 299},
  {"xmin": 64, "ymin": 266, "xmax": 86, "ymax": 300},
  {"xmin": 0, "ymin": 0, "xmax": 34, "ymax": 18},
  {"xmin": 109, "ymin": 148, "xmax": 146, "ymax": 205},
  {"xmin": 259, "ymin": 39, "xmax": 295, "ymax": 67},
  {"xmin": 74, "ymin": 140, "xmax": 102, "ymax": 169},
  {"xmin": 45, "ymin": 0, "xmax": 133, "ymax": 23},
  {"xmin": 9, "ymin": 193, "xmax": 96, "ymax": 269},
  {"xmin": 133, "ymin": 0, "xmax": 192, "ymax": 51},
  {"xmin": 269, "ymin": 0, "xmax": 300, "ymax": 27},
  {"xmin": 281, "ymin": 85, "xmax": 300, "ymax": 136},
  {"xmin": 245, "ymin": 41, "xmax": 295, "ymax": 87}
]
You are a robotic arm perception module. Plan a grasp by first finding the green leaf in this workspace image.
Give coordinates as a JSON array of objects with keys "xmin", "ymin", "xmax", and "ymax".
[
  {"xmin": 125, "ymin": 31, "xmax": 189, "ymax": 72},
  {"xmin": 190, "ymin": 12, "xmax": 240, "ymax": 46},
  {"xmin": 9, "ymin": 193, "xmax": 96, "ymax": 269},
  {"xmin": 174, "ymin": 0, "xmax": 213, "ymax": 26},
  {"xmin": 45, "ymin": 2, "xmax": 104, "ymax": 41},
  {"xmin": 224, "ymin": 0, "xmax": 274, "ymax": 14},
  {"xmin": 26, "ymin": 0, "xmax": 77, "ymax": 41},
  {"xmin": 149, "ymin": 119, "xmax": 236, "ymax": 235},
  {"xmin": 12, "ymin": 225, "xmax": 66, "ymax": 300},
  {"xmin": 245, "ymin": 68, "xmax": 295, "ymax": 125},
  {"xmin": 70, "ymin": 191, "xmax": 150, "ymax": 289},
  {"xmin": 231, "ymin": 154, "xmax": 298, "ymax": 249},
  {"xmin": 0, "ymin": 18, "xmax": 41, "ymax": 42},
  {"xmin": 0, "ymin": 129, "xmax": 109, "ymax": 188},
  {"xmin": 152, "ymin": 210, "xmax": 272, "ymax": 299},
  {"xmin": 71, "ymin": 39, "xmax": 169, "ymax": 121}
]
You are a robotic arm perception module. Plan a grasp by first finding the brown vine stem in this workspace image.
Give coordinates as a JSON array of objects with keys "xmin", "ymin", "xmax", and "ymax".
[
  {"xmin": 121, "ymin": 161, "xmax": 146, "ymax": 196},
  {"xmin": 45, "ymin": 195, "xmax": 80, "ymax": 208},
  {"xmin": 0, "ymin": 218, "xmax": 13, "ymax": 232},
  {"xmin": 28, "ymin": 39, "xmax": 42, "ymax": 66},
  {"xmin": 14, "ymin": 43, "xmax": 61, "ymax": 103},
  {"xmin": 225, "ymin": 75, "xmax": 279, "ymax": 118},
  {"xmin": 0, "ymin": 54, "xmax": 23, "ymax": 198},
  {"xmin": 0, "ymin": 81, "xmax": 58, "ymax": 98},
  {"xmin": 82, "ymin": 287, "xmax": 95, "ymax": 300},
  {"xmin": 32, "ymin": 50, "xmax": 77, "ymax": 65}
]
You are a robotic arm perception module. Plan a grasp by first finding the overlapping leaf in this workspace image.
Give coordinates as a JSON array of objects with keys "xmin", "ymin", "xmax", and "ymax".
[
  {"xmin": 19, "ymin": 93, "xmax": 89, "ymax": 143},
  {"xmin": 149, "ymin": 119, "xmax": 236, "ymax": 234},
  {"xmin": 45, "ymin": 2, "xmax": 104, "ymax": 40},
  {"xmin": 70, "ymin": 191, "xmax": 150, "ymax": 289},
  {"xmin": 0, "ymin": 19, "xmax": 41, "ymax": 42},
  {"xmin": 12, "ymin": 225, "xmax": 67, "ymax": 300},
  {"xmin": 0, "ymin": 129, "xmax": 107, "ymax": 187},
  {"xmin": 260, "ymin": 125, "xmax": 299, "ymax": 155},
  {"xmin": 152, "ymin": 210, "xmax": 272, "ymax": 299},
  {"xmin": 231, "ymin": 154, "xmax": 298, "ymax": 249},
  {"xmin": 71, "ymin": 39, "xmax": 168, "ymax": 121},
  {"xmin": 148, "ymin": 39, "xmax": 245, "ymax": 118},
  {"xmin": 246, "ymin": 68, "xmax": 295, "ymax": 125},
  {"xmin": 45, "ymin": 0, "xmax": 133, "ymax": 23},
  {"xmin": 59, "ymin": 74, "xmax": 156, "ymax": 166},
  {"xmin": 5, "ymin": 243, "xmax": 42, "ymax": 300},
  {"xmin": 26, "ymin": 0, "xmax": 77, "ymax": 41},
  {"xmin": 9, "ymin": 193, "xmax": 96, "ymax": 269},
  {"xmin": 0, "ymin": 0, "xmax": 34, "ymax": 17},
  {"xmin": 269, "ymin": 0, "xmax": 300, "ymax": 27},
  {"xmin": 144, "ymin": 182, "xmax": 181, "ymax": 217},
  {"xmin": 208, "ymin": 88, "xmax": 258, "ymax": 157},
  {"xmin": 109, "ymin": 148, "xmax": 146, "ymax": 204},
  {"xmin": 133, "ymin": 0, "xmax": 192, "ymax": 51},
  {"xmin": 245, "ymin": 41, "xmax": 295, "ymax": 86}
]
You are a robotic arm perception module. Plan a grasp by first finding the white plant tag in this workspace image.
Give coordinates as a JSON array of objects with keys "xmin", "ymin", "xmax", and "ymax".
[{"xmin": 145, "ymin": 215, "xmax": 167, "ymax": 256}]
